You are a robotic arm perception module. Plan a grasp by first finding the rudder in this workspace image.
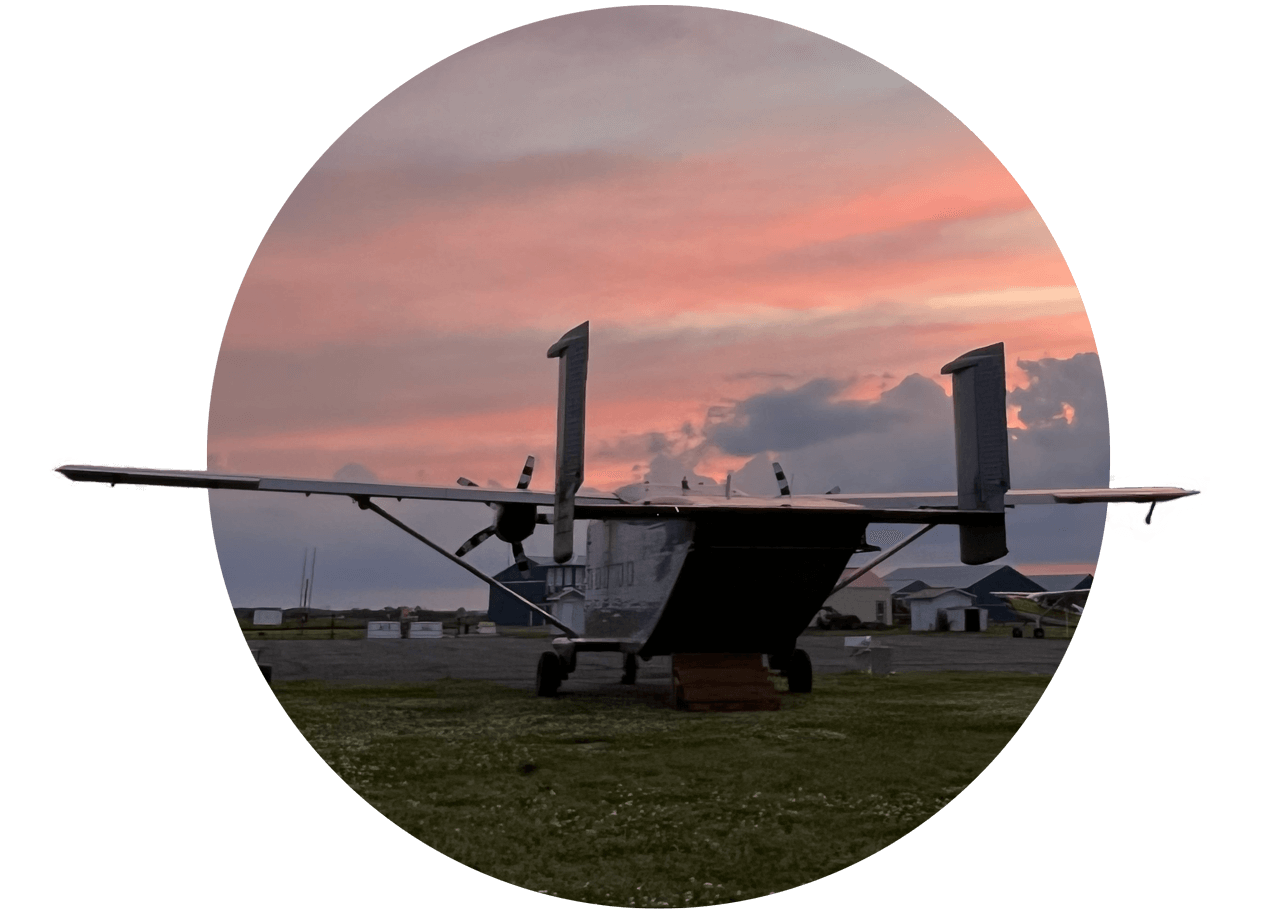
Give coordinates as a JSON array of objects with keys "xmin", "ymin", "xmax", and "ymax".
[{"xmin": 940, "ymin": 342, "xmax": 1010, "ymax": 564}]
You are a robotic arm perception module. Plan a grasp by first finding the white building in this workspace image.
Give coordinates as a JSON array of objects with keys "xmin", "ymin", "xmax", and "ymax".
[
  {"xmin": 903, "ymin": 588, "xmax": 986, "ymax": 631},
  {"xmin": 545, "ymin": 587, "xmax": 585, "ymax": 634},
  {"xmin": 818, "ymin": 569, "xmax": 893, "ymax": 625}
]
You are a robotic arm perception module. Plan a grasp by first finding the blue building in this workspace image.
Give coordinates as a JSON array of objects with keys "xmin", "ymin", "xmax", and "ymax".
[
  {"xmin": 487, "ymin": 555, "xmax": 586, "ymax": 626},
  {"xmin": 1029, "ymin": 573, "xmax": 1094, "ymax": 592}
]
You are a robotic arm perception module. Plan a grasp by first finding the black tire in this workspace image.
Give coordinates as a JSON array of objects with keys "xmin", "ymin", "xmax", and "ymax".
[
  {"xmin": 1033, "ymin": 627, "xmax": 1045, "ymax": 639},
  {"xmin": 786, "ymin": 649, "xmax": 813, "ymax": 694},
  {"xmin": 259, "ymin": 664, "xmax": 273, "ymax": 682},
  {"xmin": 536, "ymin": 651, "xmax": 562, "ymax": 697},
  {"xmin": 621, "ymin": 652, "xmax": 638, "ymax": 685},
  {"xmin": 1012, "ymin": 628, "xmax": 1023, "ymax": 638}
]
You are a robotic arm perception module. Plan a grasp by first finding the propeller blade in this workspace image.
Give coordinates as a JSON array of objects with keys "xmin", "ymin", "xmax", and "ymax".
[
  {"xmin": 516, "ymin": 455, "xmax": 535, "ymax": 490},
  {"xmin": 457, "ymin": 476, "xmax": 478, "ymax": 487},
  {"xmin": 456, "ymin": 525, "xmax": 497, "ymax": 557},
  {"xmin": 772, "ymin": 461, "xmax": 791, "ymax": 497},
  {"xmin": 512, "ymin": 541, "xmax": 532, "ymax": 579}
]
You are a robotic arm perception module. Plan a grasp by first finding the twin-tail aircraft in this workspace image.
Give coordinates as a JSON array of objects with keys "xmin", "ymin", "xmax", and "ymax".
[{"xmin": 58, "ymin": 322, "xmax": 1197, "ymax": 702}]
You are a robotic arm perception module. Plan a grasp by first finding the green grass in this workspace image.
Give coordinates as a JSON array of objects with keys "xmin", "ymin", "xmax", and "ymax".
[{"xmin": 274, "ymin": 671, "xmax": 1047, "ymax": 906}]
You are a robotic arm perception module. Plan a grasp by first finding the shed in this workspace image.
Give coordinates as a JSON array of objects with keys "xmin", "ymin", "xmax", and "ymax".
[
  {"xmin": 901, "ymin": 588, "xmax": 985, "ymax": 631},
  {"xmin": 546, "ymin": 587, "xmax": 586, "ymax": 634},
  {"xmin": 883, "ymin": 565, "xmax": 1045, "ymax": 622}
]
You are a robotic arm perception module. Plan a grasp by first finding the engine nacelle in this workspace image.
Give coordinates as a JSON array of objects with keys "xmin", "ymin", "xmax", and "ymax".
[{"xmin": 494, "ymin": 503, "xmax": 538, "ymax": 543}]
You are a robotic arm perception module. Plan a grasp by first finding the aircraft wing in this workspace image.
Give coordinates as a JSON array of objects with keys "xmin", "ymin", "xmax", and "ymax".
[
  {"xmin": 991, "ymin": 589, "xmax": 1091, "ymax": 601},
  {"xmin": 55, "ymin": 464, "xmax": 624, "ymax": 507},
  {"xmin": 810, "ymin": 487, "xmax": 1198, "ymax": 509}
]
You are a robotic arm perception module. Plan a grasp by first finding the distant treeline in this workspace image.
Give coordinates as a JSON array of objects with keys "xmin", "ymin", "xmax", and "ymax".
[{"xmin": 232, "ymin": 606, "xmax": 490, "ymax": 622}]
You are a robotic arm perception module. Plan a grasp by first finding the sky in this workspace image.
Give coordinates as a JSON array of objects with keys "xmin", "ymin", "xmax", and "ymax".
[{"xmin": 207, "ymin": 6, "xmax": 1109, "ymax": 609}]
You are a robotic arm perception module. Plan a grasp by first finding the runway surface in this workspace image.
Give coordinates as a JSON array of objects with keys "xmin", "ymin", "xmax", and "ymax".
[{"xmin": 249, "ymin": 631, "xmax": 1069, "ymax": 696}]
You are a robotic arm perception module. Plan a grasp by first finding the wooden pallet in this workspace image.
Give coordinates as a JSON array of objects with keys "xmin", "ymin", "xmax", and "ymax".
[{"xmin": 671, "ymin": 653, "xmax": 782, "ymax": 712}]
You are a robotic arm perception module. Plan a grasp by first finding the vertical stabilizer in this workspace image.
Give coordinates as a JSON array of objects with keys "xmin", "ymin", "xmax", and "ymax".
[
  {"xmin": 546, "ymin": 322, "xmax": 589, "ymax": 563},
  {"xmin": 940, "ymin": 342, "xmax": 1010, "ymax": 563}
]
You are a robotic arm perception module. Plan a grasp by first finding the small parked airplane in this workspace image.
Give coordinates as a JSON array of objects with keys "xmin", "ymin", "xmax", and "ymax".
[
  {"xmin": 58, "ymin": 322, "xmax": 1196, "ymax": 700},
  {"xmin": 992, "ymin": 588, "xmax": 1090, "ymax": 638}
]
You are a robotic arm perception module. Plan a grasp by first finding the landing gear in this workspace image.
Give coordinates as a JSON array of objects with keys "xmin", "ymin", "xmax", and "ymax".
[
  {"xmin": 784, "ymin": 649, "xmax": 812, "ymax": 694},
  {"xmin": 621, "ymin": 652, "xmax": 638, "ymax": 685},
  {"xmin": 1033, "ymin": 627, "xmax": 1045, "ymax": 639},
  {"xmin": 1012, "ymin": 627, "xmax": 1024, "ymax": 638},
  {"xmin": 536, "ymin": 651, "xmax": 563, "ymax": 697}
]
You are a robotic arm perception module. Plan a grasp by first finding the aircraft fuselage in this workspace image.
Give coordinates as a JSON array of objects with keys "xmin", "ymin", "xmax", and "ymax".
[{"xmin": 583, "ymin": 492, "xmax": 876, "ymax": 658}]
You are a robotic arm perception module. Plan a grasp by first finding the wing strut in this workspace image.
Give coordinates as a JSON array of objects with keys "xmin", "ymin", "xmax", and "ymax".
[
  {"xmin": 827, "ymin": 523, "xmax": 937, "ymax": 599},
  {"xmin": 352, "ymin": 496, "xmax": 579, "ymax": 638}
]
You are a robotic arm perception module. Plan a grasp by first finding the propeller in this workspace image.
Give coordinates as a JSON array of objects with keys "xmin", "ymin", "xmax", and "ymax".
[
  {"xmin": 772, "ymin": 461, "xmax": 791, "ymax": 497},
  {"xmin": 454, "ymin": 455, "xmax": 547, "ymax": 578},
  {"xmin": 773, "ymin": 460, "xmax": 841, "ymax": 496}
]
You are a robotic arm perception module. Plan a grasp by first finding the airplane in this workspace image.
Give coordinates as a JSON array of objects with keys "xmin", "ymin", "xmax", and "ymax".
[
  {"xmin": 992, "ymin": 588, "xmax": 1091, "ymax": 639},
  {"xmin": 57, "ymin": 322, "xmax": 1197, "ymax": 702}
]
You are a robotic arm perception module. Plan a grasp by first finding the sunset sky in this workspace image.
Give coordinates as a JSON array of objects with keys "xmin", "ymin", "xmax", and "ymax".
[{"xmin": 207, "ymin": 7, "xmax": 1108, "ymax": 608}]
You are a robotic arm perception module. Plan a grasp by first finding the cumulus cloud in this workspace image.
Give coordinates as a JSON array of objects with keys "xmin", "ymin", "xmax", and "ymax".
[
  {"xmin": 333, "ymin": 462, "xmax": 378, "ymax": 483},
  {"xmin": 1008, "ymin": 352, "xmax": 1108, "ymax": 488},
  {"xmin": 704, "ymin": 377, "xmax": 906, "ymax": 455}
]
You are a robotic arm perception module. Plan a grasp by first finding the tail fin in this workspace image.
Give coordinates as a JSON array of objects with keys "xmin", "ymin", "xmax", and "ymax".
[
  {"xmin": 940, "ymin": 342, "xmax": 1010, "ymax": 564},
  {"xmin": 546, "ymin": 322, "xmax": 589, "ymax": 563}
]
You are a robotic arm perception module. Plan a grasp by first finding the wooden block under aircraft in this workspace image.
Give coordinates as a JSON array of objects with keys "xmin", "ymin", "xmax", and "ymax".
[{"xmin": 672, "ymin": 654, "xmax": 782, "ymax": 712}]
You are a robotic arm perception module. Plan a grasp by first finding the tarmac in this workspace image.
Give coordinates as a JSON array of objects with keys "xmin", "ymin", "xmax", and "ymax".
[{"xmin": 249, "ymin": 631, "xmax": 1069, "ymax": 698}]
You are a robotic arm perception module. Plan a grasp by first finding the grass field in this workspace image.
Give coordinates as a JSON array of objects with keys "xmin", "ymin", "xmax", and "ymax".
[{"xmin": 274, "ymin": 671, "xmax": 1048, "ymax": 906}]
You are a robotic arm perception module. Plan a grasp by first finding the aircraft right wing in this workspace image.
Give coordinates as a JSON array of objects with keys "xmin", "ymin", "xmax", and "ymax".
[{"xmin": 54, "ymin": 464, "xmax": 625, "ymax": 508}]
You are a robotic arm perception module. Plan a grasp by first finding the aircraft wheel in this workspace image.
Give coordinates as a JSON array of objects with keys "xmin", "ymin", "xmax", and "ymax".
[
  {"xmin": 1012, "ymin": 627, "xmax": 1023, "ymax": 638},
  {"xmin": 1033, "ymin": 627, "xmax": 1045, "ymax": 639},
  {"xmin": 259, "ymin": 664, "xmax": 273, "ymax": 682},
  {"xmin": 786, "ymin": 649, "xmax": 813, "ymax": 694},
  {"xmin": 536, "ymin": 651, "xmax": 562, "ymax": 697},
  {"xmin": 621, "ymin": 652, "xmax": 638, "ymax": 685}
]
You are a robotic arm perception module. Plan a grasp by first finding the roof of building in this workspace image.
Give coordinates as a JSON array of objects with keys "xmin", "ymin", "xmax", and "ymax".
[
  {"xmin": 902, "ymin": 587, "xmax": 976, "ymax": 602},
  {"xmin": 1029, "ymin": 573, "xmax": 1094, "ymax": 592},
  {"xmin": 545, "ymin": 587, "xmax": 585, "ymax": 600},
  {"xmin": 525, "ymin": 555, "xmax": 586, "ymax": 567},
  {"xmin": 834, "ymin": 569, "xmax": 889, "ymax": 588}
]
